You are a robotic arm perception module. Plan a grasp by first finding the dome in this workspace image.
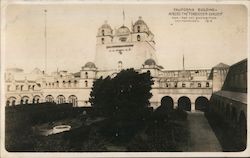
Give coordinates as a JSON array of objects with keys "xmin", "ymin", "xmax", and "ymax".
[
  {"xmin": 134, "ymin": 16, "xmax": 147, "ymax": 26},
  {"xmin": 144, "ymin": 59, "xmax": 156, "ymax": 66},
  {"xmin": 84, "ymin": 62, "xmax": 96, "ymax": 68},
  {"xmin": 100, "ymin": 21, "xmax": 112, "ymax": 30},
  {"xmin": 116, "ymin": 25, "xmax": 130, "ymax": 36}
]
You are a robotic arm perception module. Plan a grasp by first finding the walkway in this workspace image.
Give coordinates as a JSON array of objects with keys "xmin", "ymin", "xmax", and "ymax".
[{"xmin": 186, "ymin": 111, "xmax": 222, "ymax": 152}]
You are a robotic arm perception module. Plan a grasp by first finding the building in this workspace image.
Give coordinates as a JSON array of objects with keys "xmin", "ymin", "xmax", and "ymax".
[{"xmin": 5, "ymin": 16, "xmax": 232, "ymax": 111}]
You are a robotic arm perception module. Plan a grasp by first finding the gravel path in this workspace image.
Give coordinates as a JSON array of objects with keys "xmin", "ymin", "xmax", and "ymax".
[{"xmin": 186, "ymin": 111, "xmax": 222, "ymax": 152}]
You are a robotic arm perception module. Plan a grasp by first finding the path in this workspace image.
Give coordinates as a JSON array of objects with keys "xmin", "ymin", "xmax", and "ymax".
[{"xmin": 186, "ymin": 111, "xmax": 222, "ymax": 152}]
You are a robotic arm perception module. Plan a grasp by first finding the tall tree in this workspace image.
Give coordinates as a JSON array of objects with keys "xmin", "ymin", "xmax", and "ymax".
[{"xmin": 89, "ymin": 69, "xmax": 154, "ymax": 118}]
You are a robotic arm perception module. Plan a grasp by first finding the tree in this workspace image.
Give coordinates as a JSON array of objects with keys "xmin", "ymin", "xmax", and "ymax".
[{"xmin": 89, "ymin": 69, "xmax": 154, "ymax": 119}]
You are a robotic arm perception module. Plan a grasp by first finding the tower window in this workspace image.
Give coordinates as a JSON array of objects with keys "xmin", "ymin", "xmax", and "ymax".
[
  {"xmin": 198, "ymin": 83, "xmax": 201, "ymax": 88},
  {"xmin": 118, "ymin": 61, "xmax": 123, "ymax": 70},
  {"xmin": 137, "ymin": 26, "xmax": 140, "ymax": 32},
  {"xmin": 101, "ymin": 38, "xmax": 104, "ymax": 44},
  {"xmin": 85, "ymin": 80, "xmax": 88, "ymax": 87},
  {"xmin": 137, "ymin": 35, "xmax": 141, "ymax": 41},
  {"xmin": 206, "ymin": 82, "xmax": 209, "ymax": 87},
  {"xmin": 102, "ymin": 30, "xmax": 105, "ymax": 36}
]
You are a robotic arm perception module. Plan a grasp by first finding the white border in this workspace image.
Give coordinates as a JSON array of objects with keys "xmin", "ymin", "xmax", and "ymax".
[{"xmin": 1, "ymin": 0, "xmax": 249, "ymax": 157}]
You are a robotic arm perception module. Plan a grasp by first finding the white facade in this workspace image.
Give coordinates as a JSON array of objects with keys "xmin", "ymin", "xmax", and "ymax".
[{"xmin": 4, "ymin": 16, "xmax": 229, "ymax": 110}]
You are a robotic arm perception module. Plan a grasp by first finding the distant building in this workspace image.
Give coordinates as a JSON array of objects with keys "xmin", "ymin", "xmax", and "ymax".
[{"xmin": 5, "ymin": 16, "xmax": 232, "ymax": 111}]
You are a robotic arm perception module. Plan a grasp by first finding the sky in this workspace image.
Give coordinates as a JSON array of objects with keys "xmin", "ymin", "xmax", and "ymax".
[{"xmin": 4, "ymin": 4, "xmax": 248, "ymax": 73}]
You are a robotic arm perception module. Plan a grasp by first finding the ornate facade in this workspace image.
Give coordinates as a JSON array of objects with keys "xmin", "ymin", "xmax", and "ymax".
[{"xmin": 5, "ymin": 16, "xmax": 230, "ymax": 110}]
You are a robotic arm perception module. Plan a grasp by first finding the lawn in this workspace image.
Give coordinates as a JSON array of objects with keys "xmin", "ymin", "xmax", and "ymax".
[{"xmin": 5, "ymin": 103, "xmax": 189, "ymax": 152}]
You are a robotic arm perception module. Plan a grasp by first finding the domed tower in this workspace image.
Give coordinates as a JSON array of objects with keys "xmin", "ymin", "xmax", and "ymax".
[
  {"xmin": 113, "ymin": 25, "xmax": 131, "ymax": 43},
  {"xmin": 132, "ymin": 16, "xmax": 155, "ymax": 43},
  {"xmin": 95, "ymin": 16, "xmax": 157, "ymax": 73},
  {"xmin": 97, "ymin": 21, "xmax": 113, "ymax": 45}
]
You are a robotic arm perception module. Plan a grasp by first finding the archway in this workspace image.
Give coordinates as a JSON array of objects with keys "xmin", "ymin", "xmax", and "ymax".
[
  {"xmin": 21, "ymin": 96, "xmax": 29, "ymax": 105},
  {"xmin": 57, "ymin": 95, "xmax": 66, "ymax": 104},
  {"xmin": 178, "ymin": 96, "xmax": 191, "ymax": 111},
  {"xmin": 161, "ymin": 96, "xmax": 174, "ymax": 111},
  {"xmin": 6, "ymin": 100, "xmax": 10, "ymax": 106},
  {"xmin": 45, "ymin": 95, "xmax": 54, "ymax": 102},
  {"xmin": 33, "ymin": 95, "xmax": 41, "ymax": 104},
  {"xmin": 68, "ymin": 95, "xmax": 78, "ymax": 107},
  {"xmin": 195, "ymin": 96, "xmax": 209, "ymax": 111},
  {"xmin": 226, "ymin": 104, "xmax": 231, "ymax": 121},
  {"xmin": 236, "ymin": 112, "xmax": 247, "ymax": 150},
  {"xmin": 8, "ymin": 97, "xmax": 16, "ymax": 106}
]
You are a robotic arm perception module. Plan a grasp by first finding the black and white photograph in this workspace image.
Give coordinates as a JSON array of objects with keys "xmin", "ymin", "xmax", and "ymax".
[{"xmin": 1, "ymin": 0, "xmax": 249, "ymax": 157}]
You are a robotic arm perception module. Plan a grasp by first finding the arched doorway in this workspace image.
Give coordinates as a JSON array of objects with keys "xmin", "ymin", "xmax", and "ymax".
[
  {"xmin": 45, "ymin": 95, "xmax": 54, "ymax": 102},
  {"xmin": 226, "ymin": 104, "xmax": 231, "ymax": 121},
  {"xmin": 68, "ymin": 95, "xmax": 78, "ymax": 107},
  {"xmin": 33, "ymin": 95, "xmax": 41, "ymax": 104},
  {"xmin": 161, "ymin": 96, "xmax": 174, "ymax": 111},
  {"xmin": 21, "ymin": 96, "xmax": 29, "ymax": 105},
  {"xmin": 178, "ymin": 96, "xmax": 191, "ymax": 111},
  {"xmin": 57, "ymin": 95, "xmax": 66, "ymax": 104},
  {"xmin": 6, "ymin": 97, "xmax": 16, "ymax": 106},
  {"xmin": 6, "ymin": 100, "xmax": 10, "ymax": 106},
  {"xmin": 195, "ymin": 96, "xmax": 209, "ymax": 111}
]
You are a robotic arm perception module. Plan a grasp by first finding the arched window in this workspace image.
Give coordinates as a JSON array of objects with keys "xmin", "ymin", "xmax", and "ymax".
[
  {"xmin": 68, "ymin": 95, "xmax": 78, "ymax": 107},
  {"xmin": 102, "ymin": 30, "xmax": 105, "ymax": 36},
  {"xmin": 137, "ymin": 35, "xmax": 141, "ymax": 41},
  {"xmin": 118, "ymin": 61, "xmax": 123, "ymax": 70},
  {"xmin": 68, "ymin": 80, "xmax": 71, "ymax": 87},
  {"xmin": 198, "ymin": 83, "xmax": 201, "ymax": 88},
  {"xmin": 137, "ymin": 26, "xmax": 140, "ymax": 32},
  {"xmin": 85, "ymin": 80, "xmax": 88, "ymax": 87},
  {"xmin": 101, "ymin": 38, "xmax": 104, "ymax": 44},
  {"xmin": 57, "ymin": 95, "xmax": 65, "ymax": 104},
  {"xmin": 85, "ymin": 72, "xmax": 88, "ymax": 79},
  {"xmin": 32, "ymin": 85, "xmax": 35, "ymax": 90},
  {"xmin": 206, "ymin": 82, "xmax": 209, "ymax": 87},
  {"xmin": 63, "ymin": 81, "xmax": 65, "ymax": 87}
]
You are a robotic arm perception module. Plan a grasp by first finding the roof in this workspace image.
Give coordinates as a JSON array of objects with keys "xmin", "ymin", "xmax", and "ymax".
[
  {"xmin": 144, "ymin": 58, "xmax": 156, "ymax": 66},
  {"xmin": 83, "ymin": 62, "xmax": 96, "ymax": 69},
  {"xmin": 213, "ymin": 63, "xmax": 229, "ymax": 69},
  {"xmin": 134, "ymin": 16, "xmax": 147, "ymax": 26},
  {"xmin": 100, "ymin": 21, "xmax": 112, "ymax": 30},
  {"xmin": 116, "ymin": 25, "xmax": 130, "ymax": 36}
]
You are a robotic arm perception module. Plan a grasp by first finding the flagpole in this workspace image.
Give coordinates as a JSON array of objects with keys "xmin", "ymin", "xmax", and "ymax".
[
  {"xmin": 44, "ymin": 9, "xmax": 47, "ymax": 74},
  {"xmin": 123, "ymin": 10, "xmax": 125, "ymax": 26}
]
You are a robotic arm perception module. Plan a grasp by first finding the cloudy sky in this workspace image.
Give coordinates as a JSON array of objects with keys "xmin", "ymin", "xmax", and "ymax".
[{"xmin": 4, "ymin": 3, "xmax": 247, "ymax": 73}]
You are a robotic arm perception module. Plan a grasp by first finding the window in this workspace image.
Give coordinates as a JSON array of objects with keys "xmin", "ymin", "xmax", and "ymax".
[
  {"xmin": 198, "ymin": 83, "xmax": 201, "ymax": 88},
  {"xmin": 20, "ymin": 85, "xmax": 23, "ymax": 91},
  {"xmin": 85, "ymin": 72, "xmax": 88, "ymax": 79},
  {"xmin": 166, "ymin": 83, "xmax": 169, "ymax": 88},
  {"xmin": 119, "ymin": 37, "xmax": 127, "ymax": 42},
  {"xmin": 137, "ymin": 26, "xmax": 140, "ymax": 32},
  {"xmin": 101, "ymin": 38, "xmax": 104, "ymax": 44},
  {"xmin": 118, "ymin": 61, "xmax": 123, "ymax": 70},
  {"xmin": 174, "ymin": 82, "xmax": 178, "ymax": 88},
  {"xmin": 206, "ymin": 82, "xmax": 210, "ymax": 87},
  {"xmin": 182, "ymin": 83, "xmax": 186, "ymax": 88},
  {"xmin": 102, "ymin": 30, "xmax": 105, "ymax": 36},
  {"xmin": 137, "ymin": 35, "xmax": 141, "ymax": 41},
  {"xmin": 85, "ymin": 80, "xmax": 88, "ymax": 87}
]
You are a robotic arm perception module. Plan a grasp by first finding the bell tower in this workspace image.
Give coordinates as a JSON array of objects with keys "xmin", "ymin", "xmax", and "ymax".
[{"xmin": 96, "ymin": 21, "xmax": 113, "ymax": 45}]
